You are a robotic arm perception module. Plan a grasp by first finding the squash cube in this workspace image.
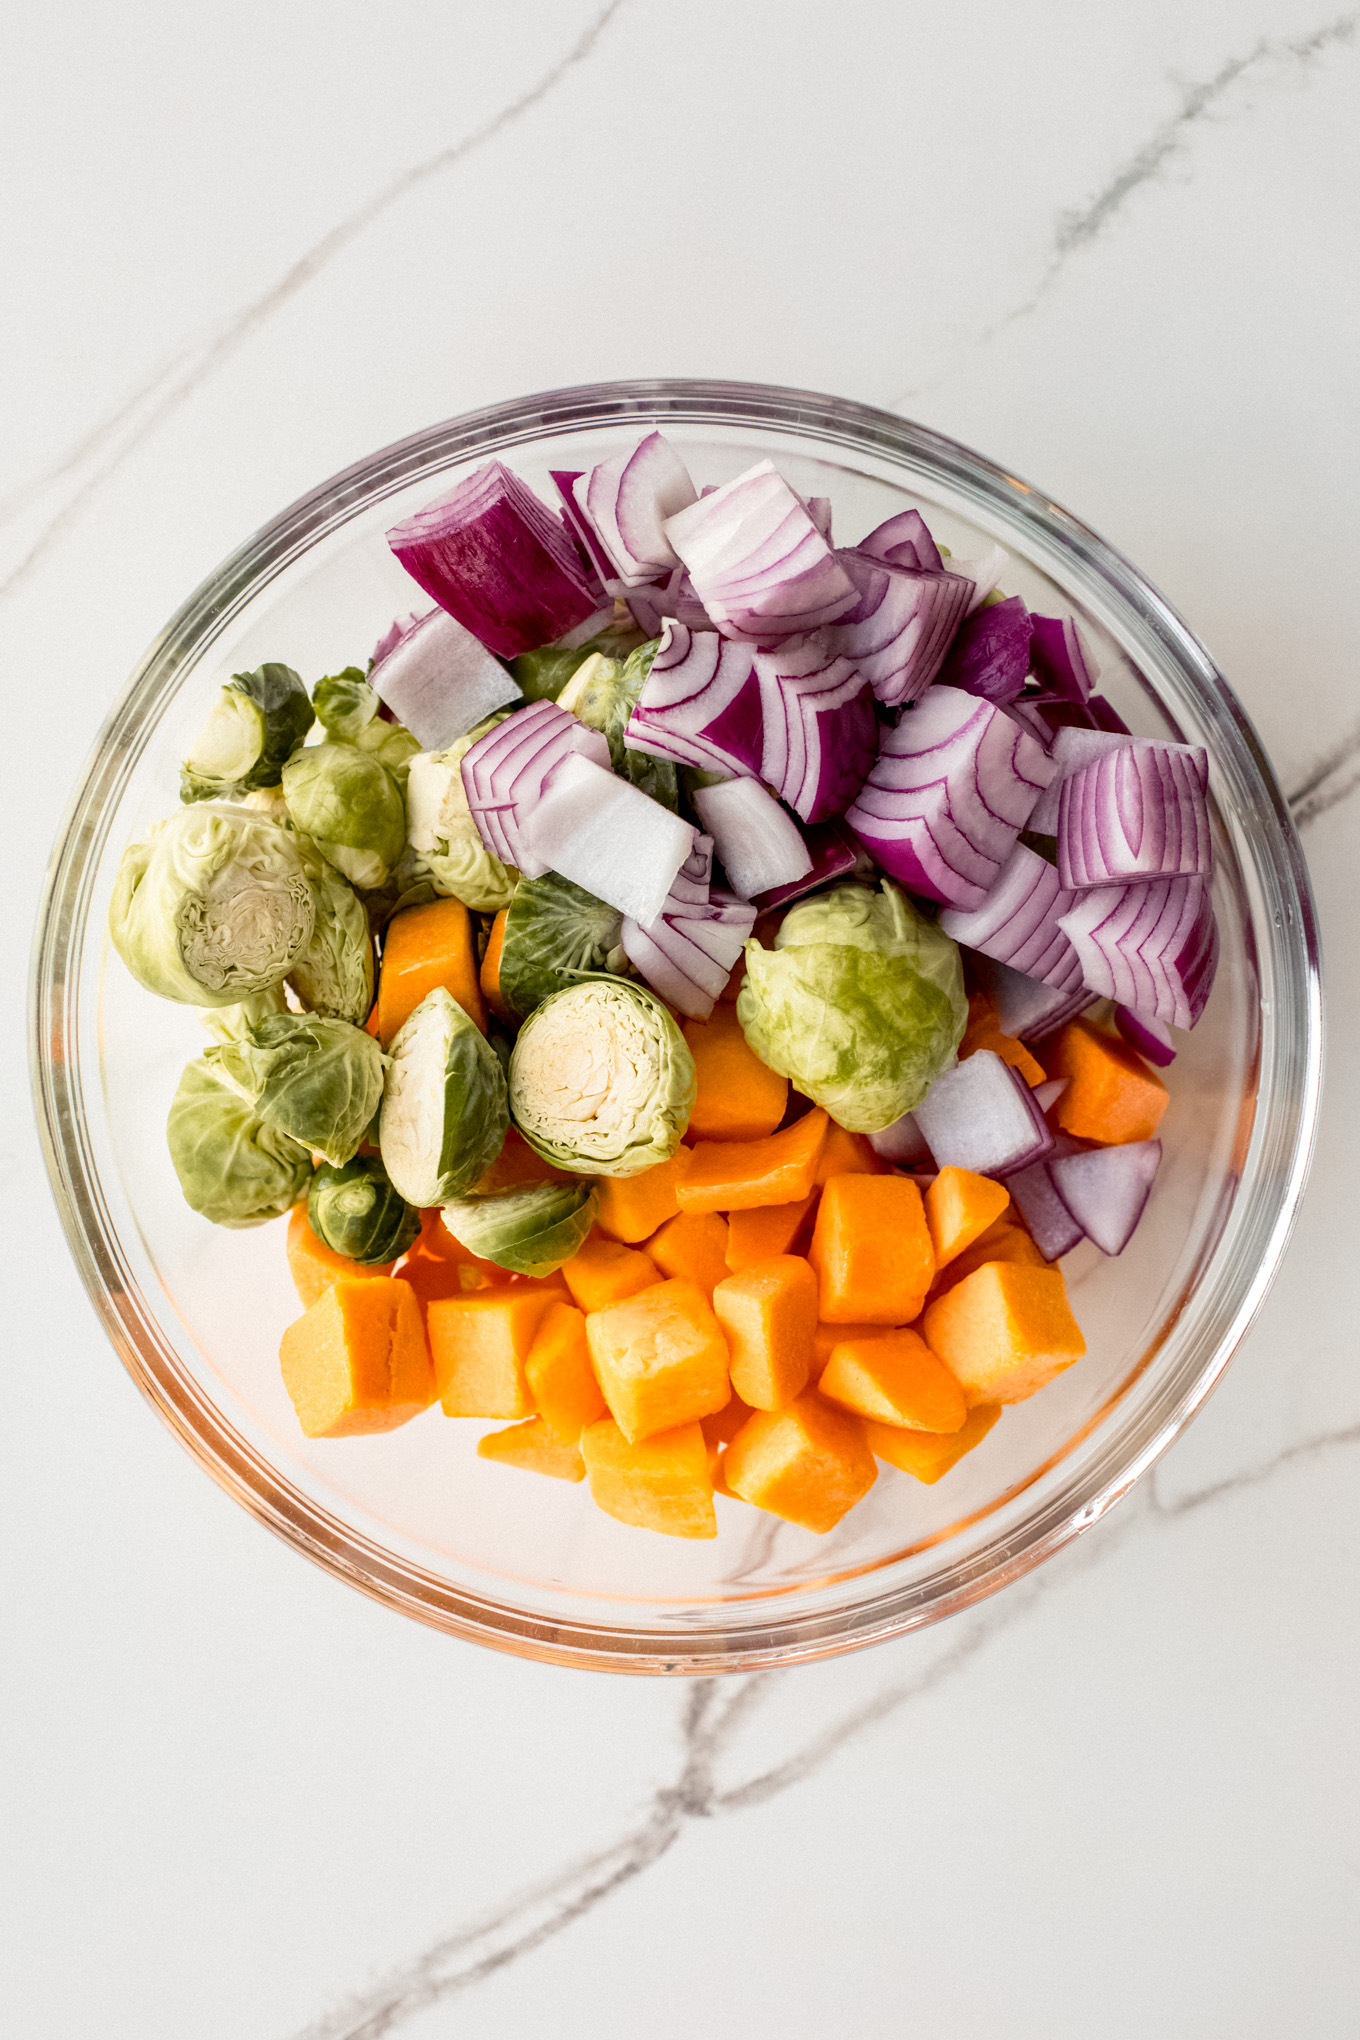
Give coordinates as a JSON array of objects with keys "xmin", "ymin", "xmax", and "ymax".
[
  {"xmin": 286, "ymin": 1203, "xmax": 395, "ymax": 1310},
  {"xmin": 580, "ymin": 1419, "xmax": 716, "ymax": 1538},
  {"xmin": 375, "ymin": 896, "xmax": 485, "ymax": 1045},
  {"xmin": 725, "ymin": 1195, "xmax": 815, "ymax": 1273},
  {"xmin": 811, "ymin": 1320, "xmax": 887, "ymax": 1376},
  {"xmin": 560, "ymin": 1231, "xmax": 660, "ymax": 1313},
  {"xmin": 813, "ymin": 1123, "xmax": 886, "ymax": 1186},
  {"xmin": 682, "ymin": 1003, "xmax": 788, "ymax": 1141},
  {"xmin": 585, "ymin": 1278, "xmax": 732, "ymax": 1443},
  {"xmin": 427, "ymin": 1289, "xmax": 557, "ymax": 1417},
  {"xmin": 923, "ymin": 1261, "xmax": 1085, "ymax": 1405},
  {"xmin": 279, "ymin": 1278, "xmax": 433, "ymax": 1438},
  {"xmin": 723, "ymin": 1393, "xmax": 877, "ymax": 1533},
  {"xmin": 923, "ymin": 1167, "xmax": 1011, "ymax": 1270},
  {"xmin": 593, "ymin": 1148, "xmax": 693, "ymax": 1244},
  {"xmin": 1045, "ymin": 1019, "xmax": 1169, "ymax": 1145},
  {"xmin": 524, "ymin": 1301, "xmax": 607, "ymax": 1441},
  {"xmin": 865, "ymin": 1402, "xmax": 1001, "ymax": 1483},
  {"xmin": 712, "ymin": 1256, "xmax": 818, "ymax": 1411},
  {"xmin": 677, "ymin": 1109, "xmax": 830, "ymax": 1214},
  {"xmin": 819, "ymin": 1328, "xmax": 967, "ymax": 1433},
  {"xmin": 477, "ymin": 1417, "xmax": 585, "ymax": 1482},
  {"xmin": 646, "ymin": 1210, "xmax": 731, "ymax": 1301},
  {"xmin": 808, "ymin": 1173, "xmax": 935, "ymax": 1324}
]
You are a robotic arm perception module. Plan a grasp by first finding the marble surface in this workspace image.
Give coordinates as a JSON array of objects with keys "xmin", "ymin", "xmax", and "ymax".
[{"xmin": 3, "ymin": 3, "xmax": 1358, "ymax": 2033}]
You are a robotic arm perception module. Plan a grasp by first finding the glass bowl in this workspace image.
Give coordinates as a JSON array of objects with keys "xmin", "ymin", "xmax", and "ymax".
[{"xmin": 30, "ymin": 379, "xmax": 1322, "ymax": 1674}]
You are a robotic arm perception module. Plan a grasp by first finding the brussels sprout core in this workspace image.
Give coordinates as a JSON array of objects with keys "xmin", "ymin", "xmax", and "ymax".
[
  {"xmin": 179, "ymin": 857, "xmax": 314, "ymax": 994},
  {"xmin": 509, "ymin": 979, "xmax": 695, "ymax": 1177},
  {"xmin": 186, "ymin": 690, "xmax": 265, "ymax": 785}
]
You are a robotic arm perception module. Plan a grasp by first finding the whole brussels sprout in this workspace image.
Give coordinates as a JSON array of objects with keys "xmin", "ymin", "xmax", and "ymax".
[
  {"xmin": 287, "ymin": 833, "xmax": 375, "ymax": 1025},
  {"xmin": 307, "ymin": 1156, "xmax": 420, "ymax": 1265},
  {"xmin": 281, "ymin": 741, "xmax": 406, "ymax": 891},
  {"xmin": 179, "ymin": 663, "xmax": 314, "ymax": 804},
  {"xmin": 204, "ymin": 1012, "xmax": 386, "ymax": 1167},
  {"xmin": 109, "ymin": 803, "xmax": 314, "ymax": 1007},
  {"xmin": 442, "ymin": 1181, "xmax": 597, "ymax": 1276},
  {"xmin": 405, "ymin": 722, "xmax": 519, "ymax": 914},
  {"xmin": 167, "ymin": 1060, "xmax": 311, "ymax": 1227},
  {"xmin": 509, "ymin": 978, "xmax": 695, "ymax": 1177},
  {"xmin": 379, "ymin": 987, "xmax": 509, "ymax": 1208},
  {"xmin": 197, "ymin": 982, "xmax": 290, "ymax": 1046},
  {"xmin": 559, "ymin": 644, "xmax": 677, "ymax": 809},
  {"xmin": 312, "ymin": 669, "xmax": 422, "ymax": 786},
  {"xmin": 736, "ymin": 880, "xmax": 966, "ymax": 1132}
]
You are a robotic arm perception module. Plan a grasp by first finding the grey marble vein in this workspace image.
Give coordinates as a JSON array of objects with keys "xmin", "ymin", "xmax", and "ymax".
[
  {"xmin": 0, "ymin": 0, "xmax": 631, "ymax": 603},
  {"xmin": 1288, "ymin": 717, "xmax": 1360, "ymax": 829},
  {"xmin": 290, "ymin": 1418, "xmax": 1360, "ymax": 2038},
  {"xmin": 891, "ymin": 12, "xmax": 1357, "ymax": 407}
]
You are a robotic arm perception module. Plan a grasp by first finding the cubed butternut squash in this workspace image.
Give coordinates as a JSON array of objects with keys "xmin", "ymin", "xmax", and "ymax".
[
  {"xmin": 811, "ymin": 1319, "xmax": 888, "ymax": 1376},
  {"xmin": 677, "ymin": 1109, "xmax": 830, "ymax": 1214},
  {"xmin": 646, "ymin": 1210, "xmax": 731, "ymax": 1301},
  {"xmin": 426, "ymin": 1289, "xmax": 558, "ymax": 1417},
  {"xmin": 580, "ymin": 1419, "xmax": 716, "ymax": 1538},
  {"xmin": 959, "ymin": 990, "xmax": 1046, "ymax": 1087},
  {"xmin": 279, "ymin": 1278, "xmax": 433, "ymax": 1438},
  {"xmin": 865, "ymin": 1401, "xmax": 1001, "ymax": 1482},
  {"xmin": 1045, "ymin": 1019, "xmax": 1169, "ymax": 1145},
  {"xmin": 701, "ymin": 1394, "xmax": 756, "ymax": 1479},
  {"xmin": 722, "ymin": 1394, "xmax": 877, "ymax": 1533},
  {"xmin": 808, "ymin": 1173, "xmax": 936, "ymax": 1324},
  {"xmin": 560, "ymin": 1231, "xmax": 661, "ymax": 1313},
  {"xmin": 593, "ymin": 1148, "xmax": 693, "ymax": 1244},
  {"xmin": 524, "ymin": 1300, "xmax": 608, "ymax": 1441},
  {"xmin": 286, "ymin": 1202, "xmax": 395, "ymax": 1310},
  {"xmin": 813, "ymin": 1124, "xmax": 886, "ymax": 1187},
  {"xmin": 476, "ymin": 1416, "xmax": 585, "ymax": 1481},
  {"xmin": 926, "ymin": 1217, "xmax": 1046, "ymax": 1300},
  {"xmin": 682, "ymin": 1003, "xmax": 789, "ymax": 1141},
  {"xmin": 922, "ymin": 1261, "xmax": 1085, "ymax": 1405},
  {"xmin": 712, "ymin": 1256, "xmax": 819, "ymax": 1411},
  {"xmin": 584, "ymin": 1278, "xmax": 732, "ymax": 1443},
  {"xmin": 724, "ymin": 1194, "xmax": 815, "ymax": 1272},
  {"xmin": 924, "ymin": 1167, "xmax": 1011, "ymax": 1270},
  {"xmin": 819, "ymin": 1328, "xmax": 967, "ymax": 1433},
  {"xmin": 376, "ymin": 897, "xmax": 485, "ymax": 1045}
]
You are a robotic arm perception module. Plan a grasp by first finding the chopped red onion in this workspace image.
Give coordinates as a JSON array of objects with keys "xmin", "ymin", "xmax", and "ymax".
[
  {"xmin": 821, "ymin": 554, "xmax": 973, "ymax": 707},
  {"xmin": 389, "ymin": 462, "xmax": 600, "ymax": 659},
  {"xmin": 625, "ymin": 620, "xmax": 765, "ymax": 778},
  {"xmin": 664, "ymin": 461, "xmax": 858, "ymax": 642},
  {"xmin": 461, "ymin": 700, "xmax": 610, "ymax": 877},
  {"xmin": 936, "ymin": 595, "xmax": 1033, "ymax": 706},
  {"xmin": 857, "ymin": 508, "xmax": 943, "ymax": 574},
  {"xmin": 521, "ymin": 753, "xmax": 697, "ymax": 925},
  {"xmin": 1002, "ymin": 698, "xmax": 1056, "ymax": 753},
  {"xmin": 371, "ymin": 611, "xmax": 429, "ymax": 666},
  {"xmin": 1026, "ymin": 727, "xmax": 1137, "ymax": 833},
  {"xmin": 621, "ymin": 888, "xmax": 756, "ymax": 1020},
  {"xmin": 573, "ymin": 432, "xmax": 697, "ymax": 589},
  {"xmin": 369, "ymin": 608, "xmax": 523, "ymax": 750},
  {"xmin": 1030, "ymin": 1078, "xmax": 1068, "ymax": 1115},
  {"xmin": 1088, "ymin": 695, "xmax": 1132, "ymax": 736},
  {"xmin": 1114, "ymin": 1005, "xmax": 1176, "ymax": 1065},
  {"xmin": 1049, "ymin": 1140, "xmax": 1161, "ymax": 1255},
  {"xmin": 1057, "ymin": 875, "xmax": 1218, "ymax": 1028},
  {"xmin": 753, "ymin": 639, "xmax": 878, "ymax": 823},
  {"xmin": 554, "ymin": 605, "xmax": 620, "ymax": 651},
  {"xmin": 868, "ymin": 1111, "xmax": 933, "ymax": 1167},
  {"xmin": 1004, "ymin": 1159, "xmax": 1085, "ymax": 1260},
  {"xmin": 1057, "ymin": 741, "xmax": 1211, "ymax": 889},
  {"xmin": 1028, "ymin": 614, "xmax": 1098, "ymax": 703},
  {"xmin": 754, "ymin": 818, "xmax": 862, "ymax": 910},
  {"xmin": 974, "ymin": 953, "xmax": 1095, "ymax": 1040},
  {"xmin": 943, "ymin": 543, "xmax": 1008, "ymax": 615},
  {"xmin": 548, "ymin": 470, "xmax": 620, "ymax": 593},
  {"xmin": 691, "ymin": 778, "xmax": 812, "ymax": 900},
  {"xmin": 938, "ymin": 841, "xmax": 1082, "ymax": 989},
  {"xmin": 845, "ymin": 687, "xmax": 1055, "ymax": 909},
  {"xmin": 805, "ymin": 495, "xmax": 834, "ymax": 543},
  {"xmin": 913, "ymin": 1050, "xmax": 1055, "ymax": 1177}
]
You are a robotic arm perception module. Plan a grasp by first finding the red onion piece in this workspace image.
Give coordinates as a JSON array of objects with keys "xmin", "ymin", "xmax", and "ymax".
[
  {"xmin": 754, "ymin": 818, "xmax": 862, "ymax": 910},
  {"xmin": 691, "ymin": 778, "xmax": 812, "ymax": 900},
  {"xmin": 913, "ymin": 1050, "xmax": 1055, "ymax": 1177},
  {"xmin": 1030, "ymin": 1078, "xmax": 1068, "ymax": 1115},
  {"xmin": 1056, "ymin": 741, "xmax": 1211, "ymax": 890},
  {"xmin": 752, "ymin": 639, "xmax": 878, "ymax": 823},
  {"xmin": 1002, "ymin": 698, "xmax": 1056, "ymax": 753},
  {"xmin": 1027, "ymin": 728, "xmax": 1137, "ymax": 833},
  {"xmin": 1028, "ymin": 614, "xmax": 1098, "ymax": 703},
  {"xmin": 821, "ymin": 554, "xmax": 973, "ymax": 707},
  {"xmin": 625, "ymin": 620, "xmax": 765, "ymax": 778},
  {"xmin": 388, "ymin": 461, "xmax": 599, "ymax": 659},
  {"xmin": 805, "ymin": 496, "xmax": 833, "ymax": 543},
  {"xmin": 868, "ymin": 1111, "xmax": 933, "ymax": 1166},
  {"xmin": 1049, "ymin": 1140, "xmax": 1161, "ymax": 1254},
  {"xmin": 974, "ymin": 953, "xmax": 1095, "ymax": 1041},
  {"xmin": 1057, "ymin": 875, "xmax": 1218, "ymax": 1028},
  {"xmin": 664, "ymin": 461, "xmax": 858, "ymax": 642},
  {"xmin": 938, "ymin": 841, "xmax": 1082, "ymax": 989},
  {"xmin": 845, "ymin": 687, "xmax": 1055, "ymax": 910},
  {"xmin": 1005, "ymin": 1159, "xmax": 1085, "ymax": 1260},
  {"xmin": 857, "ymin": 508, "xmax": 943, "ymax": 574},
  {"xmin": 461, "ymin": 701, "xmax": 609, "ymax": 877},
  {"xmin": 943, "ymin": 543, "xmax": 1008, "ymax": 615},
  {"xmin": 369, "ymin": 609, "xmax": 523, "ymax": 750},
  {"xmin": 621, "ymin": 888, "xmax": 756, "ymax": 1020},
  {"xmin": 1115, "ymin": 1005, "xmax": 1176, "ymax": 1065},
  {"xmin": 574, "ymin": 432, "xmax": 697, "ymax": 589},
  {"xmin": 547, "ymin": 471, "xmax": 616, "ymax": 594},
  {"xmin": 936, "ymin": 595, "xmax": 1033, "ymax": 706},
  {"xmin": 371, "ymin": 611, "xmax": 429, "ymax": 666},
  {"xmin": 520, "ymin": 753, "xmax": 697, "ymax": 925}
]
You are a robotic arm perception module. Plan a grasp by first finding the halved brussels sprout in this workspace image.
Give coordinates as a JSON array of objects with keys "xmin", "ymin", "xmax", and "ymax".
[
  {"xmin": 109, "ymin": 803, "xmax": 314, "ymax": 1007},
  {"xmin": 312, "ymin": 669, "xmax": 421, "ymax": 785},
  {"xmin": 197, "ymin": 983, "xmax": 290, "ymax": 1046},
  {"xmin": 287, "ymin": 834, "xmax": 375, "ymax": 1025},
  {"xmin": 378, "ymin": 987, "xmax": 509, "ymax": 1207},
  {"xmin": 496, "ymin": 872, "xmax": 626, "ymax": 1020},
  {"xmin": 559, "ymin": 643, "xmax": 676, "ymax": 809},
  {"xmin": 405, "ymin": 721, "xmax": 519, "ymax": 914},
  {"xmin": 281, "ymin": 741, "xmax": 407, "ymax": 890},
  {"xmin": 736, "ymin": 880, "xmax": 967, "ymax": 1132},
  {"xmin": 179, "ymin": 663, "xmax": 315, "ymax": 804},
  {"xmin": 307, "ymin": 1156, "xmax": 420, "ymax": 1265},
  {"xmin": 167, "ymin": 1060, "xmax": 312, "ymax": 1227},
  {"xmin": 509, "ymin": 616, "xmax": 646, "ymax": 703},
  {"xmin": 442, "ymin": 1181, "xmax": 597, "ymax": 1276},
  {"xmin": 509, "ymin": 978, "xmax": 695, "ymax": 1177},
  {"xmin": 204, "ymin": 1012, "xmax": 386, "ymax": 1167}
]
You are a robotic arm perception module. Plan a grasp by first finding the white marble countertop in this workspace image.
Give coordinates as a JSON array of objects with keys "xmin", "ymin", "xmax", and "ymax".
[{"xmin": 3, "ymin": 4, "xmax": 1358, "ymax": 2033}]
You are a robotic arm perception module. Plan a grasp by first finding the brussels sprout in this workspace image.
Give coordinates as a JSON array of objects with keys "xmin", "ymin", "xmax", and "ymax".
[
  {"xmin": 442, "ymin": 1181, "xmax": 597, "ymax": 1276},
  {"xmin": 496, "ymin": 872, "xmax": 627, "ymax": 1019},
  {"xmin": 197, "ymin": 983, "xmax": 290, "ymax": 1045},
  {"xmin": 509, "ymin": 617, "xmax": 646, "ymax": 703},
  {"xmin": 179, "ymin": 663, "xmax": 315, "ymax": 803},
  {"xmin": 281, "ymin": 741, "xmax": 406, "ymax": 891},
  {"xmin": 287, "ymin": 834, "xmax": 375, "ymax": 1024},
  {"xmin": 109, "ymin": 803, "xmax": 314, "ymax": 1007},
  {"xmin": 379, "ymin": 987, "xmax": 509, "ymax": 1207},
  {"xmin": 307, "ymin": 1156, "xmax": 420, "ymax": 1265},
  {"xmin": 405, "ymin": 722, "xmax": 519, "ymax": 914},
  {"xmin": 509, "ymin": 978, "xmax": 695, "ymax": 1177},
  {"xmin": 167, "ymin": 1060, "xmax": 311, "ymax": 1227},
  {"xmin": 559, "ymin": 644, "xmax": 677, "ymax": 809},
  {"xmin": 312, "ymin": 668, "xmax": 421, "ymax": 781},
  {"xmin": 204, "ymin": 1012, "xmax": 387, "ymax": 1167},
  {"xmin": 736, "ymin": 880, "xmax": 967, "ymax": 1132}
]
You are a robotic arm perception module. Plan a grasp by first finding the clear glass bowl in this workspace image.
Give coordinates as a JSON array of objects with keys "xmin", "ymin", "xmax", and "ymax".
[{"xmin": 30, "ymin": 380, "xmax": 1322, "ymax": 1673}]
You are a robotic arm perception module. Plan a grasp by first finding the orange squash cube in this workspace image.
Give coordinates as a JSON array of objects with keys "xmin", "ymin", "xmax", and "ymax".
[
  {"xmin": 279, "ymin": 1278, "xmax": 433, "ymax": 1438},
  {"xmin": 683, "ymin": 1003, "xmax": 788, "ymax": 1140},
  {"xmin": 808, "ymin": 1173, "xmax": 936, "ymax": 1324},
  {"xmin": 924, "ymin": 1167, "xmax": 1011, "ymax": 1270},
  {"xmin": 701, "ymin": 1394, "xmax": 756, "ymax": 1479},
  {"xmin": 926, "ymin": 1218, "xmax": 1046, "ymax": 1300},
  {"xmin": 560, "ymin": 1231, "xmax": 660, "ymax": 1314},
  {"xmin": 375, "ymin": 896, "xmax": 485, "ymax": 1045},
  {"xmin": 426, "ymin": 1289, "xmax": 558, "ymax": 1417},
  {"xmin": 677, "ymin": 1109, "xmax": 830, "ymax": 1214},
  {"xmin": 1045, "ymin": 1019, "xmax": 1169, "ymax": 1145},
  {"xmin": 477, "ymin": 1416, "xmax": 585, "ymax": 1481},
  {"xmin": 712, "ymin": 1256, "xmax": 819, "ymax": 1411},
  {"xmin": 580, "ymin": 1419, "xmax": 716, "ymax": 1538},
  {"xmin": 819, "ymin": 1328, "xmax": 967, "ymax": 1433},
  {"xmin": 524, "ymin": 1301, "xmax": 607, "ymax": 1441},
  {"xmin": 593, "ymin": 1148, "xmax": 693, "ymax": 1244},
  {"xmin": 722, "ymin": 1393, "xmax": 876, "ymax": 1533},
  {"xmin": 286, "ymin": 1203, "xmax": 395, "ymax": 1310},
  {"xmin": 865, "ymin": 1402, "xmax": 1001, "ymax": 1482},
  {"xmin": 813, "ymin": 1123, "xmax": 886, "ymax": 1186},
  {"xmin": 811, "ymin": 1320, "xmax": 888, "ymax": 1377},
  {"xmin": 646, "ymin": 1210, "xmax": 731, "ymax": 1301},
  {"xmin": 724, "ymin": 1194, "xmax": 815, "ymax": 1273},
  {"xmin": 923, "ymin": 1261, "xmax": 1085, "ymax": 1405},
  {"xmin": 959, "ymin": 990, "xmax": 1046, "ymax": 1087},
  {"xmin": 584, "ymin": 1278, "xmax": 732, "ymax": 1443}
]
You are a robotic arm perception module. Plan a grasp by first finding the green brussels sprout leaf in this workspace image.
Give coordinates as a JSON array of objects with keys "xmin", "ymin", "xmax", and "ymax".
[
  {"xmin": 379, "ymin": 987, "xmax": 509, "ymax": 1207},
  {"xmin": 308, "ymin": 1156, "xmax": 420, "ymax": 1265},
  {"xmin": 509, "ymin": 978, "xmax": 695, "ymax": 1177},
  {"xmin": 287, "ymin": 834, "xmax": 375, "ymax": 1025},
  {"xmin": 496, "ymin": 872, "xmax": 627, "ymax": 1020},
  {"xmin": 442, "ymin": 1181, "xmax": 598, "ymax": 1276},
  {"xmin": 167, "ymin": 1060, "xmax": 311, "ymax": 1227},
  {"xmin": 281, "ymin": 741, "xmax": 406, "ymax": 890},
  {"xmin": 197, "ymin": 982, "xmax": 290, "ymax": 1046},
  {"xmin": 180, "ymin": 663, "xmax": 314, "ymax": 803},
  {"xmin": 405, "ymin": 720, "xmax": 519, "ymax": 914},
  {"xmin": 559, "ymin": 643, "xmax": 677, "ymax": 809},
  {"xmin": 204, "ymin": 1012, "xmax": 387, "ymax": 1167}
]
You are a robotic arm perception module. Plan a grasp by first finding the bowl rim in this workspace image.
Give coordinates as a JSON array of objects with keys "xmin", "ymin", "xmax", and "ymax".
[{"xmin": 30, "ymin": 376, "xmax": 1324, "ymax": 1673}]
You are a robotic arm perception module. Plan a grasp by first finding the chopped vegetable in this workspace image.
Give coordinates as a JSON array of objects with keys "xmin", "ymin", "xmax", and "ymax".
[
  {"xmin": 722, "ymin": 1394, "xmax": 876, "ymax": 1533},
  {"xmin": 584, "ymin": 1279, "xmax": 732, "ymax": 1443},
  {"xmin": 821, "ymin": 554, "xmax": 973, "ymax": 706},
  {"xmin": 368, "ymin": 608, "xmax": 523, "ymax": 750},
  {"xmin": 427, "ymin": 1289, "xmax": 559, "ymax": 1418},
  {"xmin": 288, "ymin": 833, "xmax": 375, "ymax": 1025},
  {"xmin": 442, "ymin": 1181, "xmax": 598, "ymax": 1277},
  {"xmin": 820, "ymin": 1328, "xmax": 967, "ymax": 1433},
  {"xmin": 911, "ymin": 1049, "xmax": 1054, "ymax": 1178},
  {"xmin": 1048, "ymin": 1139, "xmax": 1162, "ymax": 1255},
  {"xmin": 557, "ymin": 644, "xmax": 678, "ymax": 809},
  {"xmin": 664, "ymin": 460, "xmax": 858, "ymax": 641},
  {"xmin": 375, "ymin": 896, "xmax": 485, "ymax": 1046},
  {"xmin": 461, "ymin": 699, "xmax": 611, "ymax": 877},
  {"xmin": 1028, "ymin": 613, "xmax": 1098, "ymax": 703},
  {"xmin": 813, "ymin": 1123, "xmax": 886, "ymax": 1185},
  {"xmin": 378, "ymin": 986, "xmax": 509, "ymax": 1206},
  {"xmin": 647, "ymin": 1211, "xmax": 731, "ymax": 1301},
  {"xmin": 973, "ymin": 953, "xmax": 1094, "ymax": 1042},
  {"xmin": 712, "ymin": 1256, "xmax": 818, "ymax": 1411},
  {"xmin": 753, "ymin": 639, "xmax": 878, "ymax": 823},
  {"xmin": 858, "ymin": 507, "xmax": 943, "ymax": 573},
  {"xmin": 1058, "ymin": 875, "xmax": 1219, "ymax": 1028},
  {"xmin": 521, "ymin": 753, "xmax": 695, "ymax": 925},
  {"xmin": 936, "ymin": 595, "xmax": 1033, "ymax": 706},
  {"xmin": 958, "ymin": 990, "xmax": 1046, "ymax": 1087},
  {"xmin": 477, "ymin": 1418, "xmax": 585, "ymax": 1481},
  {"xmin": 753, "ymin": 817, "xmax": 861, "ymax": 910},
  {"xmin": 691, "ymin": 777, "xmax": 811, "ymax": 901},
  {"xmin": 560, "ymin": 1230, "xmax": 659, "ymax": 1313},
  {"xmin": 573, "ymin": 431, "xmax": 697, "ymax": 585},
  {"xmin": 624, "ymin": 622, "xmax": 766, "ymax": 779},
  {"xmin": 682, "ymin": 1002, "xmax": 788, "ymax": 1142},
  {"xmin": 922, "ymin": 1260, "xmax": 1085, "ymax": 1406},
  {"xmin": 509, "ymin": 980, "xmax": 695, "ymax": 1178},
  {"xmin": 203, "ymin": 1012, "xmax": 386, "ymax": 1169},
  {"xmin": 167, "ymin": 1060, "xmax": 312, "ymax": 1226},
  {"xmin": 924, "ymin": 1167, "xmax": 1012, "ymax": 1269},
  {"xmin": 864, "ymin": 1401, "xmax": 1000, "ymax": 1482},
  {"xmin": 678, "ymin": 1108, "xmax": 830, "ymax": 1215},
  {"xmin": 1114, "ymin": 1004, "xmax": 1176, "ymax": 1066},
  {"xmin": 620, "ymin": 875, "xmax": 756, "ymax": 1021},
  {"xmin": 580, "ymin": 1419, "xmax": 717, "ymax": 1539},
  {"xmin": 281, "ymin": 742, "xmax": 407, "ymax": 891},
  {"xmin": 808, "ymin": 1174, "xmax": 936, "ymax": 1325},
  {"xmin": 404, "ymin": 727, "xmax": 519, "ymax": 913},
  {"xmin": 308, "ymin": 1156, "xmax": 420, "ymax": 1266},
  {"xmin": 279, "ymin": 1278, "xmax": 433, "ymax": 1437},
  {"xmin": 593, "ymin": 1149, "xmax": 692, "ymax": 1245},
  {"xmin": 180, "ymin": 663, "xmax": 314, "ymax": 803},
  {"xmin": 285, "ymin": 1201, "xmax": 397, "ymax": 1309},
  {"xmin": 724, "ymin": 1195, "xmax": 815, "ymax": 1272},
  {"xmin": 493, "ymin": 870, "xmax": 625, "ymax": 1020},
  {"xmin": 1057, "ymin": 741, "xmax": 1211, "ymax": 890},
  {"xmin": 1003, "ymin": 1159, "xmax": 1087, "ymax": 1262},
  {"xmin": 938, "ymin": 841, "xmax": 1082, "ymax": 991},
  {"xmin": 523, "ymin": 1302, "xmax": 607, "ymax": 1442}
]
